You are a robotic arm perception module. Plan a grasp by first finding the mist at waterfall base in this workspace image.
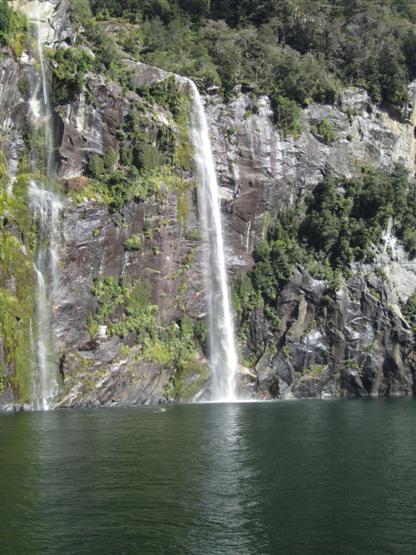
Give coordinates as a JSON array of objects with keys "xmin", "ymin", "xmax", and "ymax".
[{"xmin": 1, "ymin": 399, "xmax": 416, "ymax": 555}]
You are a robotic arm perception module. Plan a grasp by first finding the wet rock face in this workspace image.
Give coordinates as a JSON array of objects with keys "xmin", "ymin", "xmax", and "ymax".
[
  {"xmin": 52, "ymin": 187, "xmax": 204, "ymax": 408},
  {"xmin": 57, "ymin": 338, "xmax": 172, "ymax": 408},
  {"xmin": 0, "ymin": 56, "xmax": 25, "ymax": 179},
  {"xmin": 11, "ymin": 0, "xmax": 73, "ymax": 45},
  {"xmin": 58, "ymin": 78, "xmax": 125, "ymax": 179},
  {"xmin": 206, "ymin": 87, "xmax": 416, "ymax": 400},
  {"xmin": 1, "ymin": 0, "xmax": 74, "ymax": 181},
  {"xmin": 56, "ymin": 194, "xmax": 203, "ymax": 344},
  {"xmin": 57, "ymin": 63, "xmax": 172, "ymax": 179},
  {"xmin": 247, "ymin": 268, "xmax": 415, "ymax": 400},
  {"xmin": 206, "ymin": 89, "xmax": 416, "ymax": 271}
]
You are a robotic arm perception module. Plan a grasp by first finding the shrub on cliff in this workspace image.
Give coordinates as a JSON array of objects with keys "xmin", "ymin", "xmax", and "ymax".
[
  {"xmin": 403, "ymin": 293, "xmax": 416, "ymax": 332},
  {"xmin": 50, "ymin": 47, "xmax": 94, "ymax": 103},
  {"xmin": 0, "ymin": 0, "xmax": 27, "ymax": 57},
  {"xmin": 241, "ymin": 166, "xmax": 416, "ymax": 328},
  {"xmin": 311, "ymin": 119, "xmax": 337, "ymax": 145},
  {"xmin": 299, "ymin": 167, "xmax": 415, "ymax": 269}
]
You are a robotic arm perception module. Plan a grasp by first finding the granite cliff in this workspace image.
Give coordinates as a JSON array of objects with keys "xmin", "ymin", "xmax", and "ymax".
[{"xmin": 1, "ymin": 0, "xmax": 416, "ymax": 408}]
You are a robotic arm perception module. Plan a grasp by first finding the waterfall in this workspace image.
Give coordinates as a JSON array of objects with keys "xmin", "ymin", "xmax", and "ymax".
[
  {"xmin": 35, "ymin": 0, "xmax": 55, "ymax": 178},
  {"xmin": 28, "ymin": 180, "xmax": 62, "ymax": 410},
  {"xmin": 29, "ymin": 182, "xmax": 62, "ymax": 291},
  {"xmin": 20, "ymin": 0, "xmax": 62, "ymax": 409},
  {"xmin": 185, "ymin": 79, "xmax": 238, "ymax": 401}
]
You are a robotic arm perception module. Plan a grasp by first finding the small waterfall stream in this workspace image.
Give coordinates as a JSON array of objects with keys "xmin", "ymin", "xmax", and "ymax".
[
  {"xmin": 185, "ymin": 79, "xmax": 239, "ymax": 401},
  {"xmin": 20, "ymin": 0, "xmax": 62, "ymax": 409},
  {"xmin": 29, "ymin": 181, "xmax": 62, "ymax": 409},
  {"xmin": 35, "ymin": 0, "xmax": 55, "ymax": 178}
]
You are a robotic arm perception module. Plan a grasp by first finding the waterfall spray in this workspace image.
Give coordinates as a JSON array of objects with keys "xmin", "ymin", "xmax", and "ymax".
[{"xmin": 183, "ymin": 78, "xmax": 238, "ymax": 401}]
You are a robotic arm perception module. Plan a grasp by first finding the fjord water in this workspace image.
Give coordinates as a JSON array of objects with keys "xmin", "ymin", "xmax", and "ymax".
[{"xmin": 1, "ymin": 399, "xmax": 416, "ymax": 555}]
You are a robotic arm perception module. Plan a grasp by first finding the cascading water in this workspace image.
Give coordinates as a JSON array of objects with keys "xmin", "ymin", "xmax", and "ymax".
[
  {"xmin": 184, "ymin": 79, "xmax": 239, "ymax": 401},
  {"xmin": 35, "ymin": 0, "xmax": 55, "ymax": 178},
  {"xmin": 20, "ymin": 0, "xmax": 62, "ymax": 409},
  {"xmin": 28, "ymin": 180, "xmax": 62, "ymax": 409}
]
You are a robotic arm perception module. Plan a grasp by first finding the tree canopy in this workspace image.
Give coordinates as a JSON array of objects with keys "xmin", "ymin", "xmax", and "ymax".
[{"xmin": 70, "ymin": 0, "xmax": 416, "ymax": 133}]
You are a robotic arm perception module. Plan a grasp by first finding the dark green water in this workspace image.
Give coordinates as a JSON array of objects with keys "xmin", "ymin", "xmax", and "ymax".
[{"xmin": 1, "ymin": 399, "xmax": 416, "ymax": 555}]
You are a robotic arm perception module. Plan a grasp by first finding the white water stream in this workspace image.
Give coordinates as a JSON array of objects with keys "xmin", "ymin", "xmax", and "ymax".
[
  {"xmin": 17, "ymin": 0, "xmax": 62, "ymax": 409},
  {"xmin": 28, "ymin": 180, "xmax": 62, "ymax": 410},
  {"xmin": 36, "ymin": 0, "xmax": 55, "ymax": 178},
  {"xmin": 185, "ymin": 79, "xmax": 239, "ymax": 401}
]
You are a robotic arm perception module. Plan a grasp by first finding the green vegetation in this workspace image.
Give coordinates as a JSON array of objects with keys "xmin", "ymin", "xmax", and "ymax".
[
  {"xmin": 91, "ymin": 276, "xmax": 157, "ymax": 338},
  {"xmin": 90, "ymin": 275, "xmax": 204, "ymax": 397},
  {"xmin": 0, "ymin": 172, "xmax": 36, "ymax": 402},
  {"xmin": 124, "ymin": 234, "xmax": 142, "ymax": 251},
  {"xmin": 68, "ymin": 0, "xmax": 136, "ymax": 87},
  {"xmin": 138, "ymin": 76, "xmax": 183, "ymax": 117},
  {"xmin": 233, "ymin": 166, "xmax": 416, "ymax": 329},
  {"xmin": 403, "ymin": 293, "xmax": 416, "ymax": 332},
  {"xmin": 164, "ymin": 356, "xmax": 208, "ymax": 400},
  {"xmin": 69, "ymin": 1, "xmax": 416, "ymax": 135},
  {"xmin": 232, "ymin": 273, "xmax": 262, "ymax": 339},
  {"xmin": 70, "ymin": 0, "xmax": 94, "ymax": 29},
  {"xmin": 23, "ymin": 128, "xmax": 47, "ymax": 172},
  {"xmin": 305, "ymin": 364, "xmax": 327, "ymax": 378},
  {"xmin": 300, "ymin": 166, "xmax": 416, "ymax": 264},
  {"xmin": 311, "ymin": 118, "xmax": 337, "ymax": 145},
  {"xmin": 70, "ymin": 76, "xmax": 193, "ymax": 221},
  {"xmin": 49, "ymin": 47, "xmax": 94, "ymax": 104},
  {"xmin": 270, "ymin": 95, "xmax": 301, "ymax": 138},
  {"xmin": 0, "ymin": 0, "xmax": 28, "ymax": 57},
  {"xmin": 71, "ymin": 163, "xmax": 183, "ymax": 211},
  {"xmin": 0, "ymin": 151, "xmax": 6, "ymax": 183},
  {"xmin": 249, "ymin": 208, "xmax": 302, "ymax": 321},
  {"xmin": 119, "ymin": 104, "xmax": 166, "ymax": 173}
]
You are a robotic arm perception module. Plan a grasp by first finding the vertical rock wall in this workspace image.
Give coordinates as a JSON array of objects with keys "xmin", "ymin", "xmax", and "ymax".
[{"xmin": 1, "ymin": 0, "xmax": 416, "ymax": 407}]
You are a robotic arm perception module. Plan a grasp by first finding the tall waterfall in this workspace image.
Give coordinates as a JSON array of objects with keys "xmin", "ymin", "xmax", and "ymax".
[
  {"xmin": 23, "ymin": 0, "xmax": 61, "ymax": 409},
  {"xmin": 185, "ymin": 79, "xmax": 238, "ymax": 401}
]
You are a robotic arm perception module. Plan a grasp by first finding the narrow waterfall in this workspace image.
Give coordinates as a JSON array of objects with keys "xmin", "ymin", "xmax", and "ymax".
[
  {"xmin": 24, "ymin": 0, "xmax": 62, "ymax": 409},
  {"xmin": 185, "ymin": 79, "xmax": 239, "ymax": 401},
  {"xmin": 28, "ymin": 180, "xmax": 62, "ymax": 409},
  {"xmin": 35, "ymin": 0, "xmax": 55, "ymax": 178}
]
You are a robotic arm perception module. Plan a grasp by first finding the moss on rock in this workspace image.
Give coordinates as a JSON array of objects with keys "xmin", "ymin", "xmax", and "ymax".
[{"xmin": 0, "ymin": 178, "xmax": 36, "ymax": 402}]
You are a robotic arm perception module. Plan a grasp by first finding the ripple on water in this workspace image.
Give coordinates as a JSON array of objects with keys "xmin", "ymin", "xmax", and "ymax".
[{"xmin": 0, "ymin": 399, "xmax": 416, "ymax": 555}]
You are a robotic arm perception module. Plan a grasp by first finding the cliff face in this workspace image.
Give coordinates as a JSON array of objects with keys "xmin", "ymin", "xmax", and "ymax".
[
  {"xmin": 207, "ymin": 88, "xmax": 416, "ymax": 400},
  {"xmin": 208, "ymin": 88, "xmax": 416, "ymax": 265},
  {"xmin": 1, "ymin": 1, "xmax": 415, "ymax": 408}
]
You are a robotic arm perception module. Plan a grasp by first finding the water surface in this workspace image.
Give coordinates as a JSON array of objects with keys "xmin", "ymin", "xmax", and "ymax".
[{"xmin": 1, "ymin": 399, "xmax": 415, "ymax": 554}]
